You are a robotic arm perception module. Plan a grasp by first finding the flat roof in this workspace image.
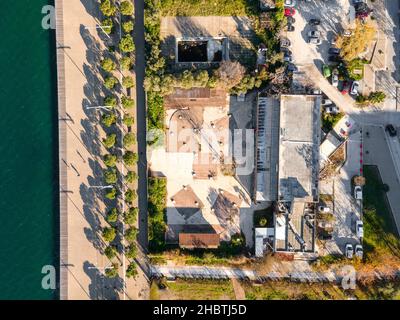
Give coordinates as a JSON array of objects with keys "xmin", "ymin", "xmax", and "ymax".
[
  {"xmin": 179, "ymin": 233, "xmax": 220, "ymax": 249},
  {"xmin": 278, "ymin": 95, "xmax": 321, "ymax": 202}
]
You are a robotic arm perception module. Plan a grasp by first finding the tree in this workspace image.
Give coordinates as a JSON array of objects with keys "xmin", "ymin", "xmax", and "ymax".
[
  {"xmin": 126, "ymin": 262, "xmax": 138, "ymax": 278},
  {"xmin": 125, "ymin": 189, "xmax": 137, "ymax": 203},
  {"xmin": 106, "ymin": 208, "xmax": 119, "ymax": 223},
  {"xmin": 194, "ymin": 70, "xmax": 209, "ymax": 87},
  {"xmin": 353, "ymin": 175, "xmax": 366, "ymax": 186},
  {"xmin": 368, "ymin": 91, "xmax": 386, "ymax": 104},
  {"xmin": 102, "ymin": 133, "xmax": 116, "ymax": 149},
  {"xmin": 125, "ymin": 244, "xmax": 137, "ymax": 259},
  {"xmin": 101, "ymin": 57, "xmax": 116, "ymax": 72},
  {"xmin": 104, "ymin": 245, "xmax": 117, "ymax": 259},
  {"xmin": 102, "ymin": 113, "xmax": 117, "ymax": 127},
  {"xmin": 123, "ymin": 115, "xmax": 134, "ymax": 127},
  {"xmin": 100, "ymin": 0, "xmax": 117, "ymax": 17},
  {"xmin": 124, "ymin": 207, "xmax": 138, "ymax": 225},
  {"xmin": 122, "ymin": 21, "xmax": 134, "ymax": 33},
  {"xmin": 259, "ymin": 217, "xmax": 267, "ymax": 227},
  {"xmin": 123, "ymin": 133, "xmax": 136, "ymax": 147},
  {"xmin": 121, "ymin": 96, "xmax": 135, "ymax": 109},
  {"xmin": 105, "ymin": 263, "xmax": 119, "ymax": 278},
  {"xmin": 120, "ymin": 56, "xmax": 133, "ymax": 70},
  {"xmin": 104, "ymin": 95, "xmax": 118, "ymax": 107},
  {"xmin": 214, "ymin": 61, "xmax": 246, "ymax": 90},
  {"xmin": 125, "ymin": 171, "xmax": 138, "ymax": 184},
  {"xmin": 102, "ymin": 227, "xmax": 117, "ymax": 242},
  {"xmin": 125, "ymin": 227, "xmax": 138, "ymax": 242},
  {"xmin": 101, "ymin": 18, "xmax": 113, "ymax": 34},
  {"xmin": 119, "ymin": 35, "xmax": 135, "ymax": 53},
  {"xmin": 104, "ymin": 168, "xmax": 118, "ymax": 184},
  {"xmin": 122, "ymin": 76, "xmax": 135, "ymax": 88},
  {"xmin": 104, "ymin": 154, "xmax": 117, "ymax": 167},
  {"xmin": 120, "ymin": 1, "xmax": 134, "ymax": 15},
  {"xmin": 336, "ymin": 21, "xmax": 377, "ymax": 62},
  {"xmin": 104, "ymin": 76, "xmax": 118, "ymax": 89},
  {"xmin": 105, "ymin": 187, "xmax": 117, "ymax": 200},
  {"xmin": 123, "ymin": 151, "xmax": 138, "ymax": 166}
]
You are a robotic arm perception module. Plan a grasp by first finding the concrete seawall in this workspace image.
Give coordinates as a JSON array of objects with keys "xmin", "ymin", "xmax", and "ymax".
[{"xmin": 55, "ymin": 0, "xmax": 68, "ymax": 300}]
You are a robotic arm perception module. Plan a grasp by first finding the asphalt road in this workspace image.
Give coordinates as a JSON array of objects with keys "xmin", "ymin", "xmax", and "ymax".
[{"xmin": 134, "ymin": 0, "xmax": 148, "ymax": 250}]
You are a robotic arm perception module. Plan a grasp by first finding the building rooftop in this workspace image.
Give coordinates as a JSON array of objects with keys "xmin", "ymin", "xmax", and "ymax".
[
  {"xmin": 278, "ymin": 95, "xmax": 321, "ymax": 202},
  {"xmin": 179, "ymin": 233, "xmax": 220, "ymax": 249}
]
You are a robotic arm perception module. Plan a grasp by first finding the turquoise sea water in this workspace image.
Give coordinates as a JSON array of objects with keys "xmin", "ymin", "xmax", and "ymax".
[{"xmin": 0, "ymin": 0, "xmax": 57, "ymax": 299}]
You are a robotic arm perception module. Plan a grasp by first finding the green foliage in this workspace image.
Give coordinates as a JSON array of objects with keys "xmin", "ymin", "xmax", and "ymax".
[
  {"xmin": 104, "ymin": 76, "xmax": 118, "ymax": 89},
  {"xmin": 105, "ymin": 187, "xmax": 117, "ymax": 200},
  {"xmin": 102, "ymin": 133, "xmax": 116, "ymax": 149},
  {"xmin": 101, "ymin": 57, "xmax": 116, "ymax": 72},
  {"xmin": 322, "ymin": 112, "xmax": 344, "ymax": 132},
  {"xmin": 104, "ymin": 95, "xmax": 118, "ymax": 107},
  {"xmin": 123, "ymin": 132, "xmax": 136, "ymax": 147},
  {"xmin": 106, "ymin": 208, "xmax": 119, "ymax": 224},
  {"xmin": 259, "ymin": 217, "xmax": 267, "ymax": 227},
  {"xmin": 104, "ymin": 168, "xmax": 118, "ymax": 184},
  {"xmin": 125, "ymin": 171, "xmax": 138, "ymax": 183},
  {"xmin": 126, "ymin": 227, "xmax": 138, "ymax": 242},
  {"xmin": 103, "ymin": 154, "xmax": 117, "ymax": 167},
  {"xmin": 105, "ymin": 263, "xmax": 119, "ymax": 278},
  {"xmin": 101, "ymin": 113, "xmax": 117, "ymax": 127},
  {"xmin": 121, "ymin": 96, "xmax": 135, "ymax": 109},
  {"xmin": 148, "ymin": 177, "xmax": 167, "ymax": 251},
  {"xmin": 347, "ymin": 58, "xmax": 367, "ymax": 80},
  {"xmin": 104, "ymin": 245, "xmax": 117, "ymax": 259},
  {"xmin": 125, "ymin": 244, "xmax": 138, "ymax": 259},
  {"xmin": 121, "ymin": 0, "xmax": 134, "ymax": 15},
  {"xmin": 122, "ymin": 20, "xmax": 134, "ymax": 33},
  {"xmin": 100, "ymin": 0, "xmax": 117, "ymax": 17},
  {"xmin": 123, "ymin": 115, "xmax": 135, "ymax": 127},
  {"xmin": 126, "ymin": 262, "xmax": 138, "ymax": 278},
  {"xmin": 120, "ymin": 56, "xmax": 133, "ymax": 70},
  {"xmin": 147, "ymin": 92, "xmax": 164, "ymax": 132},
  {"xmin": 122, "ymin": 76, "xmax": 135, "ymax": 88},
  {"xmin": 368, "ymin": 91, "xmax": 386, "ymax": 104},
  {"xmin": 124, "ymin": 207, "xmax": 138, "ymax": 225},
  {"xmin": 119, "ymin": 35, "xmax": 135, "ymax": 53},
  {"xmin": 125, "ymin": 189, "xmax": 137, "ymax": 203},
  {"xmin": 123, "ymin": 151, "xmax": 138, "ymax": 166},
  {"xmin": 101, "ymin": 18, "xmax": 113, "ymax": 34},
  {"xmin": 102, "ymin": 227, "xmax": 117, "ymax": 242}
]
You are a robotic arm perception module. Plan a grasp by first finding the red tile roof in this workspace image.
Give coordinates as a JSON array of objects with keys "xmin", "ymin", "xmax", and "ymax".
[{"xmin": 179, "ymin": 233, "xmax": 220, "ymax": 249}]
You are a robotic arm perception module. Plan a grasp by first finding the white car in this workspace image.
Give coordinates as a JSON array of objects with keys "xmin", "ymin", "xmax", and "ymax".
[
  {"xmin": 309, "ymin": 37, "xmax": 321, "ymax": 45},
  {"xmin": 355, "ymin": 244, "xmax": 363, "ymax": 259},
  {"xmin": 350, "ymin": 81, "xmax": 360, "ymax": 95},
  {"xmin": 318, "ymin": 206, "xmax": 330, "ymax": 213},
  {"xmin": 284, "ymin": 0, "xmax": 296, "ymax": 7},
  {"xmin": 322, "ymin": 99, "xmax": 332, "ymax": 106},
  {"xmin": 356, "ymin": 220, "xmax": 364, "ymax": 239},
  {"xmin": 325, "ymin": 106, "xmax": 339, "ymax": 114},
  {"xmin": 354, "ymin": 186, "xmax": 362, "ymax": 200},
  {"xmin": 345, "ymin": 244, "xmax": 354, "ymax": 259},
  {"xmin": 332, "ymin": 73, "xmax": 339, "ymax": 87}
]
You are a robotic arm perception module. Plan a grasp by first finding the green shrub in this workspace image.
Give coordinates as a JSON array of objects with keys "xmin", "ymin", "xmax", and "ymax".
[
  {"xmin": 105, "ymin": 187, "xmax": 117, "ymax": 200},
  {"xmin": 126, "ymin": 227, "xmax": 138, "ymax": 242},
  {"xmin": 122, "ymin": 76, "xmax": 135, "ymax": 88},
  {"xmin": 104, "ymin": 245, "xmax": 117, "ymax": 259},
  {"xmin": 101, "ymin": 57, "xmax": 116, "ymax": 72},
  {"xmin": 104, "ymin": 168, "xmax": 118, "ymax": 184},
  {"xmin": 123, "ymin": 115, "xmax": 135, "ymax": 127},
  {"xmin": 124, "ymin": 207, "xmax": 138, "ymax": 224},
  {"xmin": 100, "ymin": 0, "xmax": 117, "ymax": 17},
  {"xmin": 125, "ymin": 189, "xmax": 137, "ymax": 203},
  {"xmin": 148, "ymin": 177, "xmax": 167, "ymax": 251},
  {"xmin": 125, "ymin": 244, "xmax": 138, "ymax": 259},
  {"xmin": 102, "ymin": 227, "xmax": 117, "ymax": 242},
  {"xmin": 123, "ymin": 151, "xmax": 138, "ymax": 166},
  {"xmin": 104, "ymin": 95, "xmax": 118, "ymax": 107},
  {"xmin": 106, "ymin": 208, "xmax": 119, "ymax": 223},
  {"xmin": 123, "ymin": 133, "xmax": 136, "ymax": 147},
  {"xmin": 122, "ymin": 21, "xmax": 134, "ymax": 33},
  {"xmin": 103, "ymin": 154, "xmax": 117, "ymax": 167},
  {"xmin": 126, "ymin": 262, "xmax": 138, "ymax": 278},
  {"xmin": 105, "ymin": 263, "xmax": 119, "ymax": 278},
  {"xmin": 101, "ymin": 18, "xmax": 113, "ymax": 34},
  {"xmin": 121, "ymin": 96, "xmax": 135, "ymax": 109},
  {"xmin": 125, "ymin": 171, "xmax": 138, "ymax": 183},
  {"xmin": 121, "ymin": 0, "xmax": 134, "ymax": 15},
  {"xmin": 104, "ymin": 76, "xmax": 118, "ymax": 89},
  {"xmin": 119, "ymin": 35, "xmax": 135, "ymax": 53},
  {"xmin": 101, "ymin": 113, "xmax": 117, "ymax": 127},
  {"xmin": 102, "ymin": 133, "xmax": 116, "ymax": 148},
  {"xmin": 120, "ymin": 56, "xmax": 133, "ymax": 70}
]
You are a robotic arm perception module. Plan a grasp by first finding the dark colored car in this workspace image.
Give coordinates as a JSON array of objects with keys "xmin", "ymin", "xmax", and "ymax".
[
  {"xmin": 386, "ymin": 124, "xmax": 397, "ymax": 137},
  {"xmin": 328, "ymin": 55, "xmax": 342, "ymax": 63},
  {"xmin": 287, "ymin": 16, "xmax": 296, "ymax": 24},
  {"xmin": 309, "ymin": 18, "xmax": 321, "ymax": 25},
  {"xmin": 341, "ymin": 81, "xmax": 351, "ymax": 94},
  {"xmin": 329, "ymin": 47, "xmax": 341, "ymax": 55},
  {"xmin": 286, "ymin": 23, "xmax": 295, "ymax": 32},
  {"xmin": 281, "ymin": 47, "xmax": 292, "ymax": 55}
]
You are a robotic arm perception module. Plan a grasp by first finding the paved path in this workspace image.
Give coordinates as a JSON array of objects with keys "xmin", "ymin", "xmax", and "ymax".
[{"xmin": 134, "ymin": 0, "xmax": 148, "ymax": 250}]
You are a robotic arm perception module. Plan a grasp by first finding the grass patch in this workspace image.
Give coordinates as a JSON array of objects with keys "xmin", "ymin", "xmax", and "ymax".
[
  {"xmin": 347, "ymin": 58, "xmax": 367, "ymax": 81},
  {"xmin": 363, "ymin": 165, "xmax": 400, "ymax": 262},
  {"xmin": 321, "ymin": 112, "xmax": 344, "ymax": 132},
  {"xmin": 160, "ymin": 0, "xmax": 259, "ymax": 16},
  {"xmin": 148, "ymin": 177, "xmax": 167, "ymax": 252}
]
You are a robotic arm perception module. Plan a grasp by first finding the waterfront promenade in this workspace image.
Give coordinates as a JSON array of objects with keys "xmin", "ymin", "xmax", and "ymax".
[{"xmin": 55, "ymin": 0, "xmax": 148, "ymax": 299}]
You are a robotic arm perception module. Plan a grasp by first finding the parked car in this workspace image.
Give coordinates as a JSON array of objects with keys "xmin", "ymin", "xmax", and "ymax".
[
  {"xmin": 287, "ymin": 16, "xmax": 296, "ymax": 24},
  {"xmin": 286, "ymin": 23, "xmax": 295, "ymax": 32},
  {"xmin": 322, "ymin": 65, "xmax": 331, "ymax": 78},
  {"xmin": 284, "ymin": 7, "xmax": 296, "ymax": 16},
  {"xmin": 308, "ymin": 36, "xmax": 321, "ymax": 45},
  {"xmin": 356, "ymin": 220, "xmax": 364, "ymax": 238},
  {"xmin": 318, "ymin": 206, "xmax": 330, "ymax": 213},
  {"xmin": 354, "ymin": 186, "xmax": 363, "ymax": 200},
  {"xmin": 308, "ymin": 30, "xmax": 320, "ymax": 37},
  {"xmin": 341, "ymin": 81, "xmax": 351, "ymax": 94},
  {"xmin": 325, "ymin": 105, "xmax": 340, "ymax": 114},
  {"xmin": 284, "ymin": 0, "xmax": 296, "ymax": 7},
  {"xmin": 385, "ymin": 124, "xmax": 397, "ymax": 137},
  {"xmin": 331, "ymin": 70, "xmax": 339, "ymax": 87},
  {"xmin": 345, "ymin": 244, "xmax": 354, "ymax": 259},
  {"xmin": 328, "ymin": 55, "xmax": 342, "ymax": 63},
  {"xmin": 322, "ymin": 98, "xmax": 332, "ymax": 106},
  {"xmin": 355, "ymin": 244, "xmax": 363, "ymax": 259},
  {"xmin": 283, "ymin": 53, "xmax": 293, "ymax": 63},
  {"xmin": 329, "ymin": 47, "xmax": 341, "ymax": 55},
  {"xmin": 280, "ymin": 37, "xmax": 292, "ymax": 48},
  {"xmin": 309, "ymin": 18, "xmax": 321, "ymax": 25},
  {"xmin": 350, "ymin": 81, "xmax": 360, "ymax": 95},
  {"xmin": 281, "ymin": 47, "xmax": 292, "ymax": 55}
]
